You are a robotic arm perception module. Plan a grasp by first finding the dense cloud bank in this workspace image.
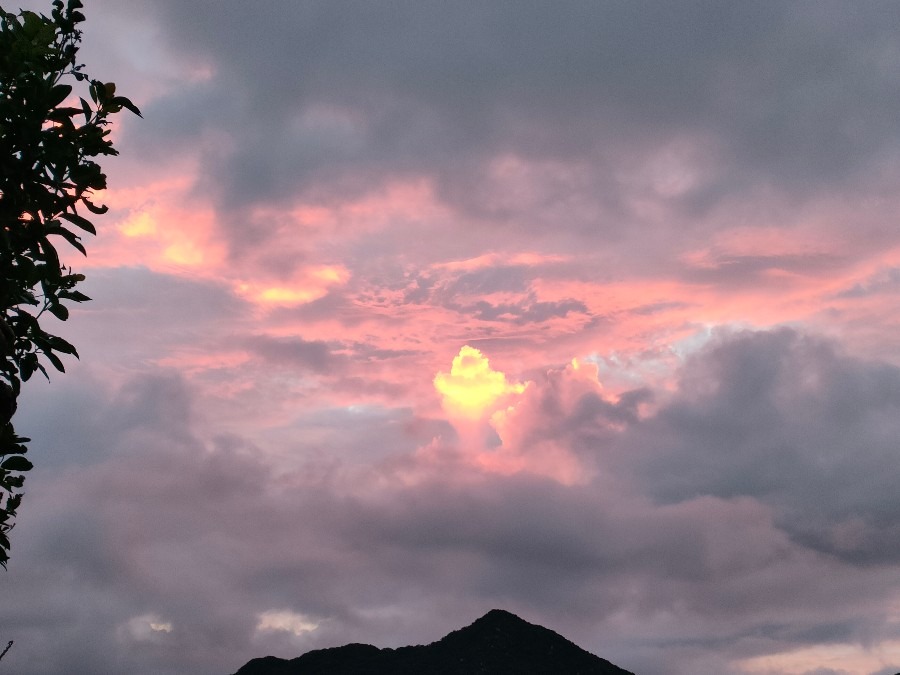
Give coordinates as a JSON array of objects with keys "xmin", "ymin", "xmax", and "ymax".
[
  {"xmin": 135, "ymin": 1, "xmax": 900, "ymax": 217},
  {"xmin": 3, "ymin": 329, "xmax": 900, "ymax": 675}
]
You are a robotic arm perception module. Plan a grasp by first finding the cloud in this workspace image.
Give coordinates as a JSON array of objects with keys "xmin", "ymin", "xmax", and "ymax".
[
  {"xmin": 434, "ymin": 345, "xmax": 526, "ymax": 421},
  {"xmin": 121, "ymin": 614, "xmax": 174, "ymax": 642},
  {"xmin": 104, "ymin": 1, "xmax": 900, "ymax": 245},
  {"xmin": 235, "ymin": 265, "xmax": 350, "ymax": 308},
  {"xmin": 449, "ymin": 296, "xmax": 588, "ymax": 325},
  {"xmin": 618, "ymin": 328, "xmax": 900, "ymax": 564},
  {"xmin": 836, "ymin": 266, "xmax": 900, "ymax": 299},
  {"xmin": 8, "ymin": 2, "xmax": 900, "ymax": 674},
  {"xmin": 256, "ymin": 610, "xmax": 320, "ymax": 637},
  {"xmin": 478, "ymin": 358, "xmax": 626, "ymax": 483},
  {"xmin": 8, "ymin": 329, "xmax": 900, "ymax": 675},
  {"xmin": 244, "ymin": 335, "xmax": 336, "ymax": 373}
]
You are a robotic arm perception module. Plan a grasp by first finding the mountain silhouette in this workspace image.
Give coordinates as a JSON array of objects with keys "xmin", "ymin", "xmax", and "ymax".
[{"xmin": 232, "ymin": 608, "xmax": 635, "ymax": 674}]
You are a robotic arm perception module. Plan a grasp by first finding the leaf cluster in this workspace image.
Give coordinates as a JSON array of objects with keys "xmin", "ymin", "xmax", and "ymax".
[{"xmin": 0, "ymin": 0, "xmax": 140, "ymax": 567}]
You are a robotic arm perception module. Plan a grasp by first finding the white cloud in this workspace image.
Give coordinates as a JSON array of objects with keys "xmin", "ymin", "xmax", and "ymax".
[
  {"xmin": 120, "ymin": 614, "xmax": 174, "ymax": 642},
  {"xmin": 256, "ymin": 610, "xmax": 320, "ymax": 637}
]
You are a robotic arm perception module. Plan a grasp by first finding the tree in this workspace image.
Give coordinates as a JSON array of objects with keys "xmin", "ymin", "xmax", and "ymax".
[{"xmin": 0, "ymin": 0, "xmax": 140, "ymax": 567}]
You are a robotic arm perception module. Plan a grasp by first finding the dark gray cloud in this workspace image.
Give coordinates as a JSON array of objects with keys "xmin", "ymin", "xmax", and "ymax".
[
  {"xmin": 60, "ymin": 266, "xmax": 246, "ymax": 367},
  {"xmin": 244, "ymin": 334, "xmax": 337, "ymax": 372},
  {"xmin": 452, "ymin": 296, "xmax": 588, "ymax": 324},
  {"xmin": 111, "ymin": 0, "xmax": 900, "ymax": 253},
  {"xmin": 681, "ymin": 253, "xmax": 845, "ymax": 286},
  {"xmin": 617, "ymin": 328, "xmax": 900, "ymax": 564},
  {"xmin": 243, "ymin": 335, "xmax": 423, "ymax": 378},
  {"xmin": 406, "ymin": 264, "xmax": 589, "ymax": 324},
  {"xmin": 442, "ymin": 267, "xmax": 532, "ymax": 297},
  {"xmin": 16, "ymin": 371, "xmax": 198, "ymax": 469}
]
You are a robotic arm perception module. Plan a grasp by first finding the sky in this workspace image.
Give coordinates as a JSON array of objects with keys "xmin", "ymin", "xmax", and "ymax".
[{"xmin": 4, "ymin": 2, "xmax": 900, "ymax": 674}]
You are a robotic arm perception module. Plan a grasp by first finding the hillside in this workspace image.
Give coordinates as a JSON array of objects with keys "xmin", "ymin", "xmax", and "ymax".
[{"xmin": 232, "ymin": 609, "xmax": 635, "ymax": 675}]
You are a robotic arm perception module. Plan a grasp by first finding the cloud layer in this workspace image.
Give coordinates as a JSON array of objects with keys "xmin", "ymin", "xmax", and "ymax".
[
  {"xmin": 5, "ymin": 2, "xmax": 900, "ymax": 674},
  {"xmin": 9, "ymin": 329, "xmax": 900, "ymax": 675}
]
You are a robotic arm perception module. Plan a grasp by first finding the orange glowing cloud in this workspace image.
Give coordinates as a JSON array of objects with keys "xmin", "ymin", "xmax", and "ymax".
[
  {"xmin": 433, "ymin": 345, "xmax": 525, "ymax": 420},
  {"xmin": 119, "ymin": 205, "xmax": 225, "ymax": 269},
  {"xmin": 80, "ymin": 170, "xmax": 228, "ymax": 274},
  {"xmin": 435, "ymin": 251, "xmax": 569, "ymax": 272},
  {"xmin": 236, "ymin": 265, "xmax": 350, "ymax": 308},
  {"xmin": 428, "ymin": 352, "xmax": 602, "ymax": 484}
]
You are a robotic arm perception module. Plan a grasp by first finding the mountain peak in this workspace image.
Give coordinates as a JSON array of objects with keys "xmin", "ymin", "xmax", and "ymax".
[
  {"xmin": 430, "ymin": 609, "xmax": 633, "ymax": 674},
  {"xmin": 479, "ymin": 608, "xmax": 522, "ymax": 622},
  {"xmin": 232, "ymin": 609, "xmax": 635, "ymax": 674}
]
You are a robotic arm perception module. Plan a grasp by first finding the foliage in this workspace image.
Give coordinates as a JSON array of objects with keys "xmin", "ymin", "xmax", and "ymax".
[{"xmin": 0, "ymin": 0, "xmax": 140, "ymax": 567}]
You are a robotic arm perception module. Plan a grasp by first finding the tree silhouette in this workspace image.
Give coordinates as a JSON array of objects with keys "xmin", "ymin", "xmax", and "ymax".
[{"xmin": 0, "ymin": 0, "xmax": 140, "ymax": 567}]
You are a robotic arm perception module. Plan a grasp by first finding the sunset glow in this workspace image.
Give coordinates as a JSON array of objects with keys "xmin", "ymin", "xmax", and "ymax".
[
  {"xmin": 6, "ymin": 3, "xmax": 900, "ymax": 675},
  {"xmin": 434, "ymin": 346, "xmax": 526, "ymax": 420}
]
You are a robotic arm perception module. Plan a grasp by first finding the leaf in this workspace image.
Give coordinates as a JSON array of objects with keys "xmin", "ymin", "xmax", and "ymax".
[
  {"xmin": 20, "ymin": 356, "xmax": 35, "ymax": 382},
  {"xmin": 21, "ymin": 11, "xmax": 43, "ymax": 36},
  {"xmin": 44, "ymin": 350, "xmax": 65, "ymax": 373},
  {"xmin": 111, "ymin": 95, "xmax": 142, "ymax": 118},
  {"xmin": 5, "ymin": 475, "xmax": 24, "ymax": 489},
  {"xmin": 60, "ymin": 212, "xmax": 96, "ymax": 234},
  {"xmin": 40, "ymin": 238, "xmax": 61, "ymax": 270},
  {"xmin": 79, "ymin": 96, "xmax": 92, "ymax": 123},
  {"xmin": 6, "ymin": 494, "xmax": 22, "ymax": 512},
  {"xmin": 48, "ymin": 303, "xmax": 69, "ymax": 321},
  {"xmin": 46, "ymin": 335, "xmax": 79, "ymax": 355},
  {"xmin": 82, "ymin": 198, "xmax": 108, "ymax": 215},
  {"xmin": 48, "ymin": 106, "xmax": 82, "ymax": 121},
  {"xmin": 57, "ymin": 289, "xmax": 90, "ymax": 303},
  {"xmin": 48, "ymin": 83, "xmax": 72, "ymax": 107},
  {"xmin": 45, "ymin": 225, "xmax": 87, "ymax": 255},
  {"xmin": 1, "ymin": 456, "xmax": 33, "ymax": 472}
]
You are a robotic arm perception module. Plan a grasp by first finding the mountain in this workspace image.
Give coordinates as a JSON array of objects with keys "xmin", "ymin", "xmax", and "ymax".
[{"xmin": 232, "ymin": 608, "xmax": 635, "ymax": 674}]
